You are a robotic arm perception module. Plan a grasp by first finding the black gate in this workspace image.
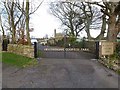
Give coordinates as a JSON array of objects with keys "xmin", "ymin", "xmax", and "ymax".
[
  {"xmin": 37, "ymin": 42, "xmax": 95, "ymax": 59},
  {"xmin": 95, "ymin": 41, "xmax": 99, "ymax": 59}
]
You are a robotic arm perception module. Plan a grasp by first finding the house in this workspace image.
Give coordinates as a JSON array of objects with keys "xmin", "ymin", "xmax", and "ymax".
[
  {"xmin": 47, "ymin": 37, "xmax": 55, "ymax": 45},
  {"xmin": 38, "ymin": 38, "xmax": 48, "ymax": 45}
]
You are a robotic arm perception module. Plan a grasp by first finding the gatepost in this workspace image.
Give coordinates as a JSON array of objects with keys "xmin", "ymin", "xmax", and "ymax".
[
  {"xmin": 34, "ymin": 42, "xmax": 37, "ymax": 58},
  {"xmin": 100, "ymin": 41, "xmax": 114, "ymax": 68},
  {"xmin": 2, "ymin": 38, "xmax": 9, "ymax": 51}
]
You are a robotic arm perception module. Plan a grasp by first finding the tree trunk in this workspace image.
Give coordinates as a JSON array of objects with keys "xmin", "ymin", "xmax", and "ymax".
[
  {"xmin": 1, "ymin": 26, "xmax": 5, "ymax": 39},
  {"xmin": 116, "ymin": 15, "xmax": 120, "ymax": 38},
  {"xmin": 86, "ymin": 29, "xmax": 92, "ymax": 40},
  {"xmin": 26, "ymin": 0, "xmax": 31, "ymax": 45},
  {"xmin": 107, "ymin": 14, "xmax": 117, "ymax": 42},
  {"xmin": 0, "ymin": 15, "xmax": 5, "ymax": 39},
  {"xmin": 96, "ymin": 13, "xmax": 106, "ymax": 40},
  {"xmin": 11, "ymin": 17, "xmax": 16, "ymax": 44},
  {"xmin": 85, "ymin": 20, "xmax": 92, "ymax": 40},
  {"xmin": 69, "ymin": 18, "xmax": 75, "ymax": 37},
  {"xmin": 11, "ymin": 17, "xmax": 16, "ymax": 43},
  {"xmin": 10, "ymin": 2, "xmax": 16, "ymax": 44}
]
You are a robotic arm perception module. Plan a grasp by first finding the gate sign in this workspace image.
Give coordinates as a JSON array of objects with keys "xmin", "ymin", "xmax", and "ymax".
[{"xmin": 101, "ymin": 42, "xmax": 114, "ymax": 55}]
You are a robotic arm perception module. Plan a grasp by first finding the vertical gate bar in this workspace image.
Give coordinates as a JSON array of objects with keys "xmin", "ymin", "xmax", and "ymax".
[
  {"xmin": 95, "ymin": 41, "xmax": 99, "ymax": 59},
  {"xmin": 34, "ymin": 42, "xmax": 37, "ymax": 58},
  {"xmin": 64, "ymin": 33, "xmax": 66, "ymax": 59}
]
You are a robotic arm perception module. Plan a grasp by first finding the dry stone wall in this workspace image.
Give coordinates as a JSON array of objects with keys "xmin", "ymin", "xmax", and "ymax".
[{"xmin": 8, "ymin": 44, "xmax": 34, "ymax": 58}]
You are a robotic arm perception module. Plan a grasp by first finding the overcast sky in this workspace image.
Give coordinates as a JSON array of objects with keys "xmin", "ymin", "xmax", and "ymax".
[{"xmin": 30, "ymin": 0, "xmax": 63, "ymax": 38}]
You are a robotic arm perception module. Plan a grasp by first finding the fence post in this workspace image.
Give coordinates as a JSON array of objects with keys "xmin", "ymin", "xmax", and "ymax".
[
  {"xmin": 95, "ymin": 41, "xmax": 99, "ymax": 59},
  {"xmin": 34, "ymin": 42, "xmax": 37, "ymax": 58},
  {"xmin": 2, "ymin": 39, "xmax": 8, "ymax": 51}
]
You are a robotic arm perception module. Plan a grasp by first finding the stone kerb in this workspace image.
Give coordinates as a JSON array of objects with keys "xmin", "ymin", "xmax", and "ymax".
[{"xmin": 8, "ymin": 44, "xmax": 34, "ymax": 58}]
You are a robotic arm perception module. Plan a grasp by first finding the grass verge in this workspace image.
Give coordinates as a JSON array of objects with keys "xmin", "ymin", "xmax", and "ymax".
[{"xmin": 2, "ymin": 52, "xmax": 37, "ymax": 68}]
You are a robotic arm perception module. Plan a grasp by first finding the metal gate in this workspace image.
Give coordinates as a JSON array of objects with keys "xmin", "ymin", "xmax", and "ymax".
[{"xmin": 36, "ymin": 42, "xmax": 95, "ymax": 59}]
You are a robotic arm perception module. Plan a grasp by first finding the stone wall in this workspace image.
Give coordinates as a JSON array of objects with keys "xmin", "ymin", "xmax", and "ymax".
[{"xmin": 8, "ymin": 44, "xmax": 34, "ymax": 58}]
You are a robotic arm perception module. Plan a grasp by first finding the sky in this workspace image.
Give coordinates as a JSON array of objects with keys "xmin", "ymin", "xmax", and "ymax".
[{"xmin": 30, "ymin": 0, "xmax": 62, "ymax": 38}]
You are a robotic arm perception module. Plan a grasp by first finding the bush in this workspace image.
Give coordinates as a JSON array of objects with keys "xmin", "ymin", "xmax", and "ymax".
[
  {"xmin": 110, "ymin": 42, "xmax": 120, "ymax": 60},
  {"xmin": 116, "ymin": 42, "xmax": 120, "ymax": 56},
  {"xmin": 109, "ymin": 43, "xmax": 120, "ymax": 62}
]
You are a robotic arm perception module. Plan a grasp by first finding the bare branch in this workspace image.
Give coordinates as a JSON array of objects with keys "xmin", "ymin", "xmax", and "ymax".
[{"xmin": 29, "ymin": 0, "xmax": 44, "ymax": 15}]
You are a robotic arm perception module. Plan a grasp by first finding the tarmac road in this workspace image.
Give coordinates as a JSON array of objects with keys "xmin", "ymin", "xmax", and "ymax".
[{"xmin": 2, "ymin": 57, "xmax": 119, "ymax": 88}]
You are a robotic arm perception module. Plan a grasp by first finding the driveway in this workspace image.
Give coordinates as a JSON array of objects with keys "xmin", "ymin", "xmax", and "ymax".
[{"xmin": 2, "ymin": 58, "xmax": 119, "ymax": 88}]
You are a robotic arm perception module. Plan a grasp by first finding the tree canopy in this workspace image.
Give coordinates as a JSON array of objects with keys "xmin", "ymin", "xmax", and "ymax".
[{"xmin": 49, "ymin": 1, "xmax": 120, "ymax": 41}]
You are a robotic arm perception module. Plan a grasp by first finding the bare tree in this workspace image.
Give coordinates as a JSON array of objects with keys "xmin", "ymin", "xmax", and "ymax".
[
  {"xmin": 3, "ymin": 0, "xmax": 24, "ymax": 43},
  {"xmin": 16, "ymin": 0, "xmax": 44, "ymax": 45},
  {"xmin": 49, "ymin": 1, "xmax": 85, "ymax": 37},
  {"xmin": 96, "ymin": 12, "xmax": 107, "ymax": 40},
  {"xmin": 93, "ymin": 1, "xmax": 120, "ymax": 42},
  {"xmin": 0, "ymin": 15, "xmax": 5, "ymax": 39},
  {"xmin": 49, "ymin": 1, "xmax": 102, "ymax": 40},
  {"xmin": 25, "ymin": 0, "xmax": 31, "ymax": 45},
  {"xmin": 17, "ymin": 14, "xmax": 26, "ymax": 40},
  {"xmin": 80, "ymin": 2, "xmax": 102, "ymax": 40},
  {"xmin": 1, "ymin": 0, "xmax": 44, "ymax": 45}
]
